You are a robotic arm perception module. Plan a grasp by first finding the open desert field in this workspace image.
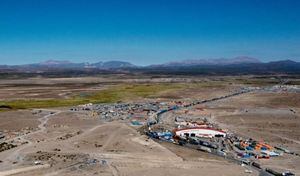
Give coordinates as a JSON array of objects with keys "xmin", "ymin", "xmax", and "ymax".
[
  {"xmin": 0, "ymin": 75, "xmax": 299, "ymax": 176},
  {"xmin": 0, "ymin": 108, "xmax": 248, "ymax": 176}
]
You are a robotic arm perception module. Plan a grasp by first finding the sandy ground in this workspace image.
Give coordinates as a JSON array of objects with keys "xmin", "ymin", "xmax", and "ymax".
[
  {"xmin": 203, "ymin": 92, "xmax": 300, "ymax": 174},
  {"xmin": 0, "ymin": 110, "xmax": 39, "ymax": 131},
  {"xmin": 0, "ymin": 109, "xmax": 249, "ymax": 176}
]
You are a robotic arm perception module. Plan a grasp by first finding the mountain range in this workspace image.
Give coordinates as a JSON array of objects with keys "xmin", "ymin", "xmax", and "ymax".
[
  {"xmin": 0, "ymin": 60, "xmax": 136, "ymax": 70},
  {"xmin": 1, "ymin": 57, "xmax": 300, "ymax": 75},
  {"xmin": 151, "ymin": 56, "xmax": 261, "ymax": 67},
  {"xmin": 0, "ymin": 56, "xmax": 265, "ymax": 68}
]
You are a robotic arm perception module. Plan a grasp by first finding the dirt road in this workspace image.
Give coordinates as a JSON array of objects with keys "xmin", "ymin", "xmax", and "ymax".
[{"xmin": 1, "ymin": 110, "xmax": 61, "ymax": 172}]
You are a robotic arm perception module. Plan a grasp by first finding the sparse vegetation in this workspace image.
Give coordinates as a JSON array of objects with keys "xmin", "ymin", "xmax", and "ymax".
[
  {"xmin": 233, "ymin": 77, "xmax": 280, "ymax": 86},
  {"xmin": 0, "ymin": 83, "xmax": 188, "ymax": 109},
  {"xmin": 0, "ymin": 77, "xmax": 289, "ymax": 110}
]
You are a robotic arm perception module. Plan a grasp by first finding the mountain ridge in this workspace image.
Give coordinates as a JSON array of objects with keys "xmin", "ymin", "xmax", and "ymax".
[
  {"xmin": 152, "ymin": 56, "xmax": 261, "ymax": 67},
  {"xmin": 2, "ymin": 57, "xmax": 299, "ymax": 68},
  {"xmin": 0, "ymin": 57, "xmax": 300, "ymax": 75}
]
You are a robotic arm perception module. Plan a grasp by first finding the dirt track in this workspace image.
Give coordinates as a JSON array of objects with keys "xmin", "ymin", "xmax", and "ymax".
[{"xmin": 0, "ymin": 110, "xmax": 248, "ymax": 176}]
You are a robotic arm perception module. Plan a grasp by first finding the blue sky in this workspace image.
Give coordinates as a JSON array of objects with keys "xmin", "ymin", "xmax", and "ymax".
[{"xmin": 0, "ymin": 0, "xmax": 300, "ymax": 65}]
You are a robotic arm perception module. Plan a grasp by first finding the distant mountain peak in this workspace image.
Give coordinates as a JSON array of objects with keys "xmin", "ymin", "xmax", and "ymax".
[
  {"xmin": 158, "ymin": 56, "xmax": 261, "ymax": 67},
  {"xmin": 230, "ymin": 56, "xmax": 261, "ymax": 63},
  {"xmin": 269, "ymin": 59, "xmax": 296, "ymax": 64},
  {"xmin": 33, "ymin": 60, "xmax": 137, "ymax": 69},
  {"xmin": 39, "ymin": 59, "xmax": 72, "ymax": 65},
  {"xmin": 101, "ymin": 61, "xmax": 136, "ymax": 68}
]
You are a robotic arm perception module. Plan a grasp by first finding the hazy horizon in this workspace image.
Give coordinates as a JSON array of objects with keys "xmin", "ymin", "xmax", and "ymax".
[
  {"xmin": 2, "ymin": 56, "xmax": 299, "ymax": 67},
  {"xmin": 1, "ymin": 0, "xmax": 300, "ymax": 65}
]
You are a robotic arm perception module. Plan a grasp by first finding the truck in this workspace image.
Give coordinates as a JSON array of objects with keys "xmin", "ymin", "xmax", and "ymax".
[{"xmin": 197, "ymin": 146, "xmax": 212, "ymax": 153}]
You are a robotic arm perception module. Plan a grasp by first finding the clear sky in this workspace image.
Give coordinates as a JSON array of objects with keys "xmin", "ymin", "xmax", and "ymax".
[{"xmin": 0, "ymin": 0, "xmax": 300, "ymax": 65}]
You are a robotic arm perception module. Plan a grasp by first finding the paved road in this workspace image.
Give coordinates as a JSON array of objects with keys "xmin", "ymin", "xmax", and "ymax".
[{"xmin": 152, "ymin": 87, "xmax": 253, "ymax": 124}]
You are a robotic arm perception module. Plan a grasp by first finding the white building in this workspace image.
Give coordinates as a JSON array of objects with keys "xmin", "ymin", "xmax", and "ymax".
[{"xmin": 174, "ymin": 127, "xmax": 226, "ymax": 138}]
